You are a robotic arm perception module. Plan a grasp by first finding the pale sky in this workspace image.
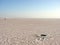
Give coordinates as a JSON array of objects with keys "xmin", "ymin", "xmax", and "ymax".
[{"xmin": 0, "ymin": 0, "xmax": 60, "ymax": 18}]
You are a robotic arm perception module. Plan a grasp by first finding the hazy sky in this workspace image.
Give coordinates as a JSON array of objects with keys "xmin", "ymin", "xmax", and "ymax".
[{"xmin": 0, "ymin": 0, "xmax": 60, "ymax": 18}]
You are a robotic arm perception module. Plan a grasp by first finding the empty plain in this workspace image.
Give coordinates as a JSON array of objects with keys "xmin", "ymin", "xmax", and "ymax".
[{"xmin": 0, "ymin": 18, "xmax": 60, "ymax": 45}]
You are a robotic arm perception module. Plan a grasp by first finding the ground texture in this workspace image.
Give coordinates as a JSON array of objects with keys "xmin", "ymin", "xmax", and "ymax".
[{"xmin": 0, "ymin": 18, "xmax": 60, "ymax": 45}]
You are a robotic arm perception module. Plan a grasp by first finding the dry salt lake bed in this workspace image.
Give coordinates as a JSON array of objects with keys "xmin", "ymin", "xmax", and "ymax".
[{"xmin": 0, "ymin": 18, "xmax": 60, "ymax": 45}]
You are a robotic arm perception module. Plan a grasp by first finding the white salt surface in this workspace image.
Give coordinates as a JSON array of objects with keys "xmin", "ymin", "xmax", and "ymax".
[{"xmin": 0, "ymin": 18, "xmax": 60, "ymax": 45}]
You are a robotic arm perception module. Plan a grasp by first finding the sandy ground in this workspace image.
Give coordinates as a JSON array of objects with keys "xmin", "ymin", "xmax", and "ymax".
[{"xmin": 0, "ymin": 18, "xmax": 60, "ymax": 45}]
